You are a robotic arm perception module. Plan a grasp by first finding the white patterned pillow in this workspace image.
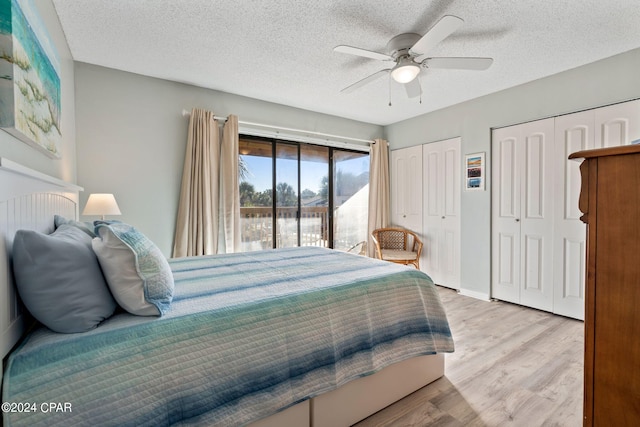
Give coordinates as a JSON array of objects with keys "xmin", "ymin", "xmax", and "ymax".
[{"xmin": 92, "ymin": 221, "xmax": 174, "ymax": 316}]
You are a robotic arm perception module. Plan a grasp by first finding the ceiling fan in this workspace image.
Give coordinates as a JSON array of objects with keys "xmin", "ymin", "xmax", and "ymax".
[{"xmin": 334, "ymin": 15, "xmax": 493, "ymax": 99}]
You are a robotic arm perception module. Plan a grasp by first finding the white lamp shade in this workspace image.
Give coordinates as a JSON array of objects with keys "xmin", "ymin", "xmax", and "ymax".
[
  {"xmin": 83, "ymin": 193, "xmax": 121, "ymax": 218},
  {"xmin": 391, "ymin": 60, "xmax": 420, "ymax": 84}
]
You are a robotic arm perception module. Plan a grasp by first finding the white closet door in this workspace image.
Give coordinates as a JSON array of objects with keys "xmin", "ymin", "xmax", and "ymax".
[
  {"xmin": 440, "ymin": 140, "xmax": 461, "ymax": 288},
  {"xmin": 553, "ymin": 110, "xmax": 592, "ymax": 320},
  {"xmin": 492, "ymin": 118, "xmax": 554, "ymax": 311},
  {"xmin": 390, "ymin": 145, "xmax": 422, "ymax": 232},
  {"xmin": 492, "ymin": 127, "xmax": 522, "ymax": 303},
  {"xmin": 594, "ymin": 100, "xmax": 640, "ymax": 148},
  {"xmin": 423, "ymin": 137, "xmax": 460, "ymax": 289},
  {"xmin": 553, "ymin": 100, "xmax": 640, "ymax": 319},
  {"xmin": 492, "ymin": 100, "xmax": 640, "ymax": 318},
  {"xmin": 423, "ymin": 143, "xmax": 443, "ymax": 280},
  {"xmin": 519, "ymin": 119, "xmax": 555, "ymax": 312}
]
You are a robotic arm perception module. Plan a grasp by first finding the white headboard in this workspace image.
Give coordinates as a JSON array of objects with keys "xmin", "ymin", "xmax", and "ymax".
[{"xmin": 0, "ymin": 158, "xmax": 83, "ymax": 380}]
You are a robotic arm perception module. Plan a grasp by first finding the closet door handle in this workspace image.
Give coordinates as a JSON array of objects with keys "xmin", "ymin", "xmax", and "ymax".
[{"xmin": 515, "ymin": 218, "xmax": 520, "ymax": 222}]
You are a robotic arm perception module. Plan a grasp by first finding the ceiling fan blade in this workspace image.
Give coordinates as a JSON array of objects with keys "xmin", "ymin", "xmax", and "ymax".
[
  {"xmin": 334, "ymin": 45, "xmax": 393, "ymax": 61},
  {"xmin": 404, "ymin": 78, "xmax": 421, "ymax": 98},
  {"xmin": 340, "ymin": 69, "xmax": 390, "ymax": 94},
  {"xmin": 422, "ymin": 57, "xmax": 493, "ymax": 70},
  {"xmin": 410, "ymin": 15, "xmax": 464, "ymax": 55}
]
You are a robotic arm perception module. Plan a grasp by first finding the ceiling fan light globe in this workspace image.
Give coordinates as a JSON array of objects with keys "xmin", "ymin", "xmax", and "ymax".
[{"xmin": 391, "ymin": 63, "xmax": 420, "ymax": 83}]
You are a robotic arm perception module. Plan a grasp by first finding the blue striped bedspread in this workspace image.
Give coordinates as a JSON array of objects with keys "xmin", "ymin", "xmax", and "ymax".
[{"xmin": 2, "ymin": 247, "xmax": 454, "ymax": 426}]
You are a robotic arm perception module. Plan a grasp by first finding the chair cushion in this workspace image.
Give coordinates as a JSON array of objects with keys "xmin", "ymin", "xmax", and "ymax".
[{"xmin": 380, "ymin": 249, "xmax": 418, "ymax": 261}]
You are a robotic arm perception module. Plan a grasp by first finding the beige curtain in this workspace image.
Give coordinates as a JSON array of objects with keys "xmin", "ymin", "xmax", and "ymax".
[
  {"xmin": 367, "ymin": 138, "xmax": 390, "ymax": 257},
  {"xmin": 172, "ymin": 108, "xmax": 220, "ymax": 257},
  {"xmin": 219, "ymin": 115, "xmax": 241, "ymax": 253}
]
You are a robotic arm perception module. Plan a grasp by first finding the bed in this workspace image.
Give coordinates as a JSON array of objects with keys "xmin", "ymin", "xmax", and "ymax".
[{"xmin": 0, "ymin": 157, "xmax": 454, "ymax": 427}]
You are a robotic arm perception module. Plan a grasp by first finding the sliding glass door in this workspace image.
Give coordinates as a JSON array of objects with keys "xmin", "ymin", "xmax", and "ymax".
[
  {"xmin": 300, "ymin": 144, "xmax": 330, "ymax": 247},
  {"xmin": 239, "ymin": 136, "xmax": 368, "ymax": 252},
  {"xmin": 275, "ymin": 143, "xmax": 299, "ymax": 248},
  {"xmin": 239, "ymin": 138, "xmax": 273, "ymax": 251},
  {"xmin": 333, "ymin": 150, "xmax": 370, "ymax": 252}
]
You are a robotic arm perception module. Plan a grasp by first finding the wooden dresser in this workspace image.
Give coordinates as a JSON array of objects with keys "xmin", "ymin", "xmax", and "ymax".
[{"xmin": 569, "ymin": 145, "xmax": 640, "ymax": 426}]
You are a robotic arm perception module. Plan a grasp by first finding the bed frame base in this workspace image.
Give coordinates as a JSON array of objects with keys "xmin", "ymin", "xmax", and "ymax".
[
  {"xmin": 249, "ymin": 400, "xmax": 310, "ymax": 427},
  {"xmin": 249, "ymin": 353, "xmax": 445, "ymax": 427}
]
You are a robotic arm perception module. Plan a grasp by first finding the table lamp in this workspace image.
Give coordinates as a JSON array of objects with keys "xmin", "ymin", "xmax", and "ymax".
[{"xmin": 82, "ymin": 193, "xmax": 121, "ymax": 220}]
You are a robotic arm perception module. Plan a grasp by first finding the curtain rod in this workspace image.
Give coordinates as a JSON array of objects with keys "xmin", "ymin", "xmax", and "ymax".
[{"xmin": 181, "ymin": 109, "xmax": 374, "ymax": 145}]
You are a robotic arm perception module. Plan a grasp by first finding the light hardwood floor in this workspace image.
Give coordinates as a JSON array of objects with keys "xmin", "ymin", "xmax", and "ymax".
[{"xmin": 355, "ymin": 286, "xmax": 584, "ymax": 427}]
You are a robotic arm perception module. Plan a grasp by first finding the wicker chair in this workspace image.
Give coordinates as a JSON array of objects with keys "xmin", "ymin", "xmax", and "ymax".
[{"xmin": 371, "ymin": 227, "xmax": 423, "ymax": 269}]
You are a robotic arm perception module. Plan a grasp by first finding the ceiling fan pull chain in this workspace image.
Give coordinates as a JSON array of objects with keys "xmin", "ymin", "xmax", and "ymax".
[{"xmin": 388, "ymin": 76, "xmax": 392, "ymax": 106}]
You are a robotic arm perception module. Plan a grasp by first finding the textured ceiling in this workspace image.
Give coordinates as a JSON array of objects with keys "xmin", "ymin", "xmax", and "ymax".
[{"xmin": 52, "ymin": 0, "xmax": 640, "ymax": 126}]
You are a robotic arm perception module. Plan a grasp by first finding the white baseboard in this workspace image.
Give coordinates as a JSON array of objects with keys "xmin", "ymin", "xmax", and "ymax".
[{"xmin": 457, "ymin": 288, "xmax": 491, "ymax": 302}]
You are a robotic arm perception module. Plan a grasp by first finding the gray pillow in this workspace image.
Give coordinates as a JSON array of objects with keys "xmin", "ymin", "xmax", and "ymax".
[
  {"xmin": 92, "ymin": 221, "xmax": 174, "ymax": 316},
  {"xmin": 12, "ymin": 225, "xmax": 117, "ymax": 333},
  {"xmin": 54, "ymin": 214, "xmax": 96, "ymax": 237}
]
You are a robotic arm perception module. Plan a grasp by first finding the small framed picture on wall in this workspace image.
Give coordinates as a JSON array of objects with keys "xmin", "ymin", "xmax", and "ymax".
[{"xmin": 465, "ymin": 152, "xmax": 485, "ymax": 191}]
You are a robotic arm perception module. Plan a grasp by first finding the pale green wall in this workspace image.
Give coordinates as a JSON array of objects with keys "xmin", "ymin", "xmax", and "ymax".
[
  {"xmin": 385, "ymin": 47, "xmax": 640, "ymax": 297},
  {"xmin": 74, "ymin": 63, "xmax": 383, "ymax": 256},
  {"xmin": 0, "ymin": 0, "xmax": 76, "ymax": 182}
]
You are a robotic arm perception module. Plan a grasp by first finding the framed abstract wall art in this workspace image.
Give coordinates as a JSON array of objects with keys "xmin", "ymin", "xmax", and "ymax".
[{"xmin": 1, "ymin": 0, "xmax": 61, "ymax": 158}]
